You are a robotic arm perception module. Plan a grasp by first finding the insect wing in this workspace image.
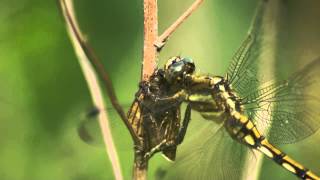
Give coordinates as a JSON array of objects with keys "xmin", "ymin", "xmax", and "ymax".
[
  {"xmin": 161, "ymin": 121, "xmax": 251, "ymax": 180},
  {"xmin": 77, "ymin": 98, "xmax": 184, "ymax": 146},
  {"xmin": 77, "ymin": 103, "xmax": 132, "ymax": 146},
  {"xmin": 226, "ymin": 0, "xmax": 269, "ymax": 98},
  {"xmin": 242, "ymin": 58, "xmax": 320, "ymax": 144},
  {"xmin": 77, "ymin": 107, "xmax": 103, "ymax": 146},
  {"xmin": 225, "ymin": 0, "xmax": 320, "ymax": 144}
]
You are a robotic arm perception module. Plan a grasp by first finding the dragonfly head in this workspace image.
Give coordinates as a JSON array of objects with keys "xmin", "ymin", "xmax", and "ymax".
[{"xmin": 164, "ymin": 56, "xmax": 195, "ymax": 83}]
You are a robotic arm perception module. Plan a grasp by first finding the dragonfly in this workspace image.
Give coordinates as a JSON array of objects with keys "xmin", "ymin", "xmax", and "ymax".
[
  {"xmin": 156, "ymin": 57, "xmax": 320, "ymax": 180},
  {"xmin": 60, "ymin": 0, "xmax": 320, "ymax": 179},
  {"xmin": 79, "ymin": 49, "xmax": 320, "ymax": 179}
]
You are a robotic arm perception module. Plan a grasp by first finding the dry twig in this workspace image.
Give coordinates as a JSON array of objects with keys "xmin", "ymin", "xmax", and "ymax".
[
  {"xmin": 155, "ymin": 0, "xmax": 204, "ymax": 49},
  {"xmin": 59, "ymin": 0, "xmax": 123, "ymax": 179},
  {"xmin": 59, "ymin": 0, "xmax": 139, "ymax": 145}
]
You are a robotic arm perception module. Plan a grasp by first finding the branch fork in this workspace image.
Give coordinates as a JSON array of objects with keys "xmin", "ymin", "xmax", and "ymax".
[
  {"xmin": 154, "ymin": 0, "xmax": 204, "ymax": 50},
  {"xmin": 59, "ymin": 0, "xmax": 204, "ymax": 179},
  {"xmin": 137, "ymin": 0, "xmax": 204, "ymax": 179},
  {"xmin": 142, "ymin": 0, "xmax": 204, "ymax": 80}
]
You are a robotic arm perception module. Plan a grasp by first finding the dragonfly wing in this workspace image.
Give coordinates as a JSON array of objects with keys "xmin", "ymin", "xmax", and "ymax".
[
  {"xmin": 242, "ymin": 58, "xmax": 320, "ymax": 144},
  {"xmin": 77, "ymin": 99, "xmax": 185, "ymax": 146},
  {"xmin": 77, "ymin": 107, "xmax": 103, "ymax": 146},
  {"xmin": 226, "ymin": 0, "xmax": 270, "ymax": 98},
  {"xmin": 162, "ymin": 122, "xmax": 251, "ymax": 180},
  {"xmin": 77, "ymin": 103, "xmax": 132, "ymax": 146}
]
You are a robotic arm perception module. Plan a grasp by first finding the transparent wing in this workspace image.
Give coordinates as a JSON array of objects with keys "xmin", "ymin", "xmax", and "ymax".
[
  {"xmin": 242, "ymin": 58, "xmax": 320, "ymax": 144},
  {"xmin": 77, "ymin": 107, "xmax": 102, "ymax": 145},
  {"xmin": 226, "ymin": 0, "xmax": 269, "ymax": 97},
  {"xmin": 77, "ymin": 104, "xmax": 132, "ymax": 146},
  {"xmin": 161, "ymin": 121, "xmax": 251, "ymax": 180},
  {"xmin": 77, "ymin": 100, "xmax": 185, "ymax": 146}
]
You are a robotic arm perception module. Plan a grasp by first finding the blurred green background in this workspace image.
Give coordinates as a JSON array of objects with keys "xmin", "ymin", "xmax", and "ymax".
[{"xmin": 0, "ymin": 0, "xmax": 320, "ymax": 179}]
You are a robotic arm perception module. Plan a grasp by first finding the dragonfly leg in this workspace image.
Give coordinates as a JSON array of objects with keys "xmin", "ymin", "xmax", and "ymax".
[
  {"xmin": 144, "ymin": 140, "xmax": 167, "ymax": 159},
  {"xmin": 155, "ymin": 90, "xmax": 187, "ymax": 105},
  {"xmin": 140, "ymin": 80, "xmax": 188, "ymax": 102},
  {"xmin": 144, "ymin": 104, "xmax": 192, "ymax": 159},
  {"xmin": 176, "ymin": 103, "xmax": 192, "ymax": 144}
]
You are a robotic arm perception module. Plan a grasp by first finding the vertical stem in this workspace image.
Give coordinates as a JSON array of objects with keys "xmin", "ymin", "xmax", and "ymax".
[
  {"xmin": 134, "ymin": 0, "xmax": 158, "ymax": 179},
  {"xmin": 133, "ymin": 152, "xmax": 149, "ymax": 180},
  {"xmin": 142, "ymin": 0, "xmax": 158, "ymax": 81}
]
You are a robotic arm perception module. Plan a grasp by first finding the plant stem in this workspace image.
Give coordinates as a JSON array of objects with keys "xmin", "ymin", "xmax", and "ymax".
[
  {"xmin": 155, "ymin": 0, "xmax": 204, "ymax": 49},
  {"xmin": 59, "ymin": 0, "xmax": 139, "ymax": 144},
  {"xmin": 133, "ymin": 152, "xmax": 149, "ymax": 180},
  {"xmin": 59, "ymin": 0, "xmax": 123, "ymax": 179},
  {"xmin": 134, "ymin": 0, "xmax": 159, "ymax": 178},
  {"xmin": 142, "ymin": 0, "xmax": 158, "ymax": 81},
  {"xmin": 138, "ymin": 0, "xmax": 204, "ymax": 179}
]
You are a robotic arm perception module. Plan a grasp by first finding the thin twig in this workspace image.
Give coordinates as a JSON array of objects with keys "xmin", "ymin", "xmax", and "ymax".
[
  {"xmin": 59, "ymin": 0, "xmax": 123, "ymax": 179},
  {"xmin": 155, "ymin": 0, "xmax": 204, "ymax": 49},
  {"xmin": 58, "ymin": 0, "xmax": 139, "ymax": 145}
]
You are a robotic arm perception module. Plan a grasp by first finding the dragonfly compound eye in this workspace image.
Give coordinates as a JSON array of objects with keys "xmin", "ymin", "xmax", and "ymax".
[
  {"xmin": 164, "ymin": 56, "xmax": 195, "ymax": 83},
  {"xmin": 182, "ymin": 57, "xmax": 195, "ymax": 74}
]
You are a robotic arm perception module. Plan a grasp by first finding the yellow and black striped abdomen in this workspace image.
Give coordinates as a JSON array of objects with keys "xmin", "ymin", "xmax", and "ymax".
[
  {"xmin": 259, "ymin": 139, "xmax": 319, "ymax": 180},
  {"xmin": 225, "ymin": 112, "xmax": 319, "ymax": 179}
]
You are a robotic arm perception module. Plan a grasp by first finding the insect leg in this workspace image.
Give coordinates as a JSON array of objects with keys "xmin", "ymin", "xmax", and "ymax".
[
  {"xmin": 157, "ymin": 90, "xmax": 187, "ymax": 105},
  {"xmin": 144, "ymin": 104, "xmax": 192, "ymax": 159},
  {"xmin": 175, "ymin": 103, "xmax": 192, "ymax": 144},
  {"xmin": 144, "ymin": 140, "xmax": 167, "ymax": 159},
  {"xmin": 141, "ymin": 90, "xmax": 188, "ymax": 112}
]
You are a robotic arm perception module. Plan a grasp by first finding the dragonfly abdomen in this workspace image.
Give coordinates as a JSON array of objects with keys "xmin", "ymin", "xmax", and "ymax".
[
  {"xmin": 258, "ymin": 139, "xmax": 319, "ymax": 180},
  {"xmin": 225, "ymin": 111, "xmax": 319, "ymax": 179},
  {"xmin": 225, "ymin": 111, "xmax": 263, "ymax": 148},
  {"xmin": 222, "ymin": 88, "xmax": 263, "ymax": 147},
  {"xmin": 224, "ymin": 105, "xmax": 319, "ymax": 180}
]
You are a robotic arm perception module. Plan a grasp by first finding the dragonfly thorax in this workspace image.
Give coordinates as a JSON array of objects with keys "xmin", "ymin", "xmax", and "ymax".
[
  {"xmin": 202, "ymin": 77, "xmax": 244, "ymax": 118},
  {"xmin": 219, "ymin": 86, "xmax": 243, "ymax": 114}
]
